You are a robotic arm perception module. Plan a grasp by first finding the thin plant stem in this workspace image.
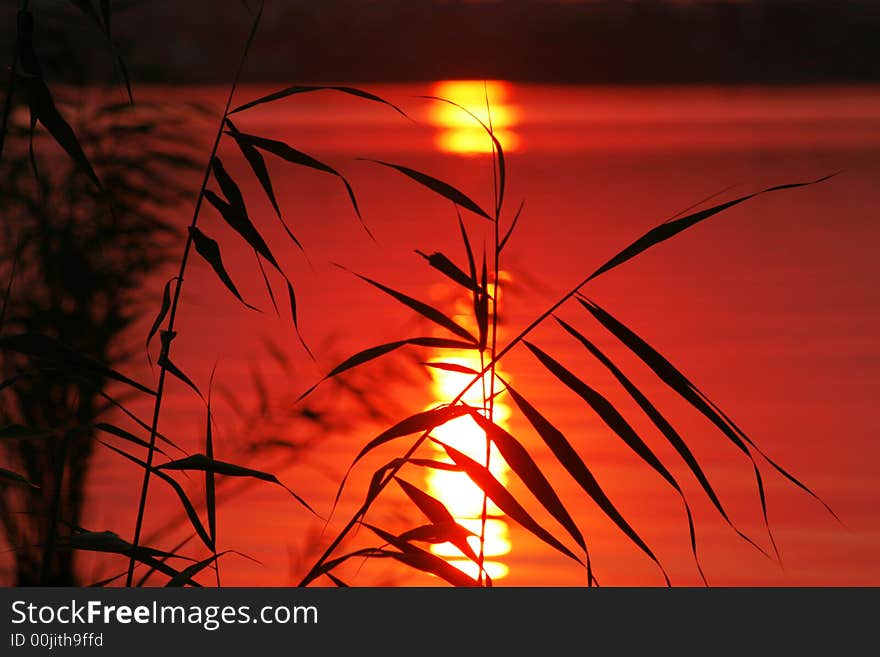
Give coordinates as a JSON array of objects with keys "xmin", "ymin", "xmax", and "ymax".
[{"xmin": 125, "ymin": 3, "xmax": 264, "ymax": 587}]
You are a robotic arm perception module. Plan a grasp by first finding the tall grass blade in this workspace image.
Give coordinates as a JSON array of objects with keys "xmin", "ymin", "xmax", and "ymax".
[
  {"xmin": 225, "ymin": 119, "xmax": 303, "ymax": 250},
  {"xmin": 434, "ymin": 439, "xmax": 584, "ymax": 567},
  {"xmin": 16, "ymin": 11, "xmax": 102, "ymax": 189},
  {"xmin": 0, "ymin": 467, "xmax": 38, "ymax": 487},
  {"xmin": 255, "ymin": 252, "xmax": 280, "ymax": 316},
  {"xmin": 208, "ymin": 156, "xmax": 282, "ymax": 271},
  {"xmin": 554, "ymin": 316, "xmax": 766, "ymax": 556},
  {"xmin": 94, "ymin": 422, "xmax": 170, "ymax": 458},
  {"xmin": 332, "ymin": 405, "xmax": 472, "ymax": 514},
  {"xmin": 499, "ymin": 199, "xmax": 525, "ymax": 253},
  {"xmin": 526, "ymin": 341, "xmax": 701, "ymax": 583},
  {"xmin": 415, "ymin": 250, "xmax": 482, "ymax": 294},
  {"xmin": 364, "ymin": 524, "xmax": 479, "ymax": 587},
  {"xmin": 158, "ymin": 331, "xmax": 203, "ymax": 399},
  {"xmin": 156, "ymin": 454, "xmax": 314, "ymax": 514},
  {"xmin": 188, "ymin": 227, "xmax": 258, "ymax": 311},
  {"xmin": 286, "ymin": 280, "xmax": 313, "ymax": 360},
  {"xmin": 223, "ymin": 130, "xmax": 371, "ymax": 237},
  {"xmin": 146, "ymin": 277, "xmax": 174, "ymax": 353},
  {"xmin": 361, "ymin": 159, "xmax": 492, "ymax": 221},
  {"xmin": 231, "ymin": 85, "xmax": 409, "ymax": 118},
  {"xmin": 101, "ymin": 441, "xmax": 214, "ymax": 551},
  {"xmin": 395, "ymin": 477, "xmax": 479, "ymax": 562},
  {"xmin": 580, "ymin": 297, "xmax": 837, "ymax": 527},
  {"xmin": 469, "ymin": 412, "xmax": 590, "ymax": 561},
  {"xmin": 341, "ymin": 267, "xmax": 478, "ymax": 343},
  {"xmin": 586, "ymin": 175, "xmax": 836, "ymax": 282},
  {"xmin": 504, "ymin": 383, "xmax": 669, "ymax": 584},
  {"xmin": 299, "ymin": 337, "xmax": 476, "ymax": 401}
]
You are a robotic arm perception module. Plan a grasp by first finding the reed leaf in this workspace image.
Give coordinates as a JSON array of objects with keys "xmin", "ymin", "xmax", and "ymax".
[
  {"xmin": 208, "ymin": 156, "xmax": 281, "ymax": 271},
  {"xmin": 299, "ymin": 337, "xmax": 476, "ymax": 402},
  {"xmin": 416, "ymin": 250, "xmax": 482, "ymax": 294},
  {"xmin": 499, "ymin": 199, "xmax": 525, "ymax": 253},
  {"xmin": 525, "ymin": 341, "xmax": 705, "ymax": 582},
  {"xmin": 434, "ymin": 439, "xmax": 584, "ymax": 567},
  {"xmin": 395, "ymin": 477, "xmax": 479, "ymax": 562},
  {"xmin": 331, "ymin": 405, "xmax": 472, "ymax": 514},
  {"xmin": 231, "ymin": 85, "xmax": 408, "ymax": 118},
  {"xmin": 94, "ymin": 422, "xmax": 170, "ymax": 458},
  {"xmin": 158, "ymin": 331, "xmax": 202, "ymax": 399},
  {"xmin": 146, "ymin": 277, "xmax": 174, "ymax": 353},
  {"xmin": 222, "ymin": 130, "xmax": 370, "ymax": 237},
  {"xmin": 225, "ymin": 119, "xmax": 303, "ymax": 250},
  {"xmin": 586, "ymin": 175, "xmax": 836, "ymax": 282},
  {"xmin": 364, "ymin": 524, "xmax": 479, "ymax": 587},
  {"xmin": 423, "ymin": 362, "xmax": 480, "ymax": 375},
  {"xmin": 579, "ymin": 297, "xmax": 838, "ymax": 547},
  {"xmin": 188, "ymin": 227, "xmax": 257, "ymax": 311},
  {"xmin": 554, "ymin": 316, "xmax": 766, "ymax": 555},
  {"xmin": 468, "ymin": 412, "xmax": 590, "ymax": 560},
  {"xmin": 16, "ymin": 11, "xmax": 102, "ymax": 189},
  {"xmin": 101, "ymin": 441, "xmax": 214, "ymax": 551},
  {"xmin": 287, "ymin": 279, "xmax": 313, "ymax": 360},
  {"xmin": 361, "ymin": 159, "xmax": 492, "ymax": 221},
  {"xmin": 505, "ymin": 382, "xmax": 670, "ymax": 584},
  {"xmin": 342, "ymin": 267, "xmax": 478, "ymax": 344},
  {"xmin": 0, "ymin": 467, "xmax": 38, "ymax": 487},
  {"xmin": 156, "ymin": 454, "xmax": 314, "ymax": 515}
]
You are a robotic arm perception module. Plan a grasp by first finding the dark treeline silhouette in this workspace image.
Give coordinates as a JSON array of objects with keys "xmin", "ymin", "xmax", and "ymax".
[{"xmin": 2, "ymin": 0, "xmax": 878, "ymax": 84}]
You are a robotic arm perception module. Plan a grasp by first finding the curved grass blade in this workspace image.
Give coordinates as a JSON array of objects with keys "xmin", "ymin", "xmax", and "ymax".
[
  {"xmin": 326, "ymin": 572, "xmax": 349, "ymax": 587},
  {"xmin": 499, "ymin": 199, "xmax": 525, "ymax": 253},
  {"xmin": 423, "ymin": 361, "xmax": 479, "ymax": 376},
  {"xmin": 554, "ymin": 316, "xmax": 766, "ymax": 558},
  {"xmin": 223, "ymin": 130, "xmax": 371, "ymax": 238},
  {"xmin": 586, "ymin": 174, "xmax": 837, "ymax": 283},
  {"xmin": 504, "ymin": 382, "xmax": 668, "ymax": 584},
  {"xmin": 209, "ymin": 156, "xmax": 281, "ymax": 271},
  {"xmin": 61, "ymin": 530, "xmax": 196, "ymax": 585},
  {"xmin": 580, "ymin": 297, "xmax": 837, "ymax": 533},
  {"xmin": 364, "ymin": 523, "xmax": 479, "ymax": 587},
  {"xmin": 298, "ymin": 336, "xmax": 476, "ymax": 402},
  {"xmin": 188, "ymin": 227, "xmax": 258, "ymax": 311},
  {"xmin": 418, "ymin": 94, "xmax": 505, "ymax": 215},
  {"xmin": 231, "ymin": 85, "xmax": 408, "ymax": 118},
  {"xmin": 331, "ymin": 405, "xmax": 472, "ymax": 515},
  {"xmin": 225, "ymin": 119, "xmax": 303, "ymax": 250},
  {"xmin": 476, "ymin": 250, "xmax": 489, "ymax": 351},
  {"xmin": 287, "ymin": 279, "xmax": 313, "ymax": 361},
  {"xmin": 0, "ymin": 467, "xmax": 38, "ymax": 488},
  {"xmin": 205, "ymin": 376, "xmax": 217, "ymax": 548},
  {"xmin": 361, "ymin": 158, "xmax": 492, "ymax": 221},
  {"xmin": 94, "ymin": 422, "xmax": 170, "ymax": 459},
  {"xmin": 165, "ymin": 552, "xmax": 225, "ymax": 587},
  {"xmin": 0, "ymin": 333, "xmax": 155, "ymax": 395},
  {"xmin": 101, "ymin": 441, "xmax": 213, "ymax": 551},
  {"xmin": 395, "ymin": 477, "xmax": 479, "ymax": 563},
  {"xmin": 340, "ymin": 266, "xmax": 478, "ymax": 344},
  {"xmin": 255, "ymin": 252, "xmax": 280, "ymax": 316},
  {"xmin": 146, "ymin": 277, "xmax": 174, "ymax": 353},
  {"xmin": 434, "ymin": 439, "xmax": 584, "ymax": 567},
  {"xmin": 468, "ymin": 412, "xmax": 591, "ymax": 567},
  {"xmin": 158, "ymin": 330, "xmax": 202, "ymax": 399},
  {"xmin": 525, "ymin": 341, "xmax": 703, "ymax": 583},
  {"xmin": 416, "ymin": 250, "xmax": 482, "ymax": 294},
  {"xmin": 17, "ymin": 11, "xmax": 101, "ymax": 190},
  {"xmin": 156, "ymin": 454, "xmax": 314, "ymax": 515}
]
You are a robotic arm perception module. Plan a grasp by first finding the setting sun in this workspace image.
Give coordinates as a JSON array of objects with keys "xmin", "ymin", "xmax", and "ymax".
[{"xmin": 429, "ymin": 80, "xmax": 522, "ymax": 154}]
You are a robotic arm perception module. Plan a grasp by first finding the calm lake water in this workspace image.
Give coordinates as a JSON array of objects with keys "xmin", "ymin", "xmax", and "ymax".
[{"xmin": 54, "ymin": 83, "xmax": 880, "ymax": 586}]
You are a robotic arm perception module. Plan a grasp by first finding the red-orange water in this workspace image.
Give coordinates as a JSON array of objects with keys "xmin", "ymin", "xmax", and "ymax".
[{"xmin": 19, "ymin": 83, "xmax": 880, "ymax": 586}]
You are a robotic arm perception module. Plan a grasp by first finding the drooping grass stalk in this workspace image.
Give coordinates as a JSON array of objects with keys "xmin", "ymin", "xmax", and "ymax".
[
  {"xmin": 125, "ymin": 3, "xmax": 264, "ymax": 587},
  {"xmin": 477, "ymin": 84, "xmax": 502, "ymax": 585}
]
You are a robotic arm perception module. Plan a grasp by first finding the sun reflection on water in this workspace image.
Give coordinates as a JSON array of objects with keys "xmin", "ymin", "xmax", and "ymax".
[
  {"xmin": 425, "ymin": 350, "xmax": 512, "ymax": 580},
  {"xmin": 429, "ymin": 80, "xmax": 522, "ymax": 154}
]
